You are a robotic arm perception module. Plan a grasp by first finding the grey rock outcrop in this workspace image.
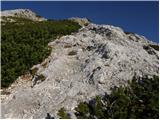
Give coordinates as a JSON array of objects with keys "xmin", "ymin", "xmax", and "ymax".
[
  {"xmin": 1, "ymin": 23, "xmax": 159, "ymax": 118},
  {"xmin": 0, "ymin": 9, "xmax": 46, "ymax": 22}
]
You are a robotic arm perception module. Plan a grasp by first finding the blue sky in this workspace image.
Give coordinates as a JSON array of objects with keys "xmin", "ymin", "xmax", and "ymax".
[{"xmin": 1, "ymin": 1, "xmax": 159, "ymax": 43}]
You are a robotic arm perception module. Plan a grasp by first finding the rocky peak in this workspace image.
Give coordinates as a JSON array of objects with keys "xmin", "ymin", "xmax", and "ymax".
[
  {"xmin": 1, "ymin": 22, "xmax": 159, "ymax": 118},
  {"xmin": 1, "ymin": 9, "xmax": 46, "ymax": 22}
]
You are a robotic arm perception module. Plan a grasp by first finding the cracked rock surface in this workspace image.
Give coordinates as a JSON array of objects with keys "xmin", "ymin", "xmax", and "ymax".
[{"xmin": 1, "ymin": 23, "xmax": 159, "ymax": 118}]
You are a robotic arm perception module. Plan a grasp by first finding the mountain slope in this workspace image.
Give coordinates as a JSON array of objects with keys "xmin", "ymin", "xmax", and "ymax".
[
  {"xmin": 1, "ymin": 9, "xmax": 81, "ymax": 89},
  {"xmin": 1, "ymin": 22, "xmax": 159, "ymax": 118}
]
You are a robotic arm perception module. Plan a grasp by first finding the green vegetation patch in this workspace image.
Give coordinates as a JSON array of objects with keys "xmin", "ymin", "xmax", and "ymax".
[
  {"xmin": 58, "ymin": 107, "xmax": 70, "ymax": 119},
  {"xmin": 58, "ymin": 75, "xmax": 159, "ymax": 119},
  {"xmin": 2, "ymin": 18, "xmax": 80, "ymax": 88},
  {"xmin": 2, "ymin": 16, "xmax": 34, "ymax": 24}
]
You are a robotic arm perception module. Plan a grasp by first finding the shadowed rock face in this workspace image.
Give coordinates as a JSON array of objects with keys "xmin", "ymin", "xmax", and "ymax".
[{"xmin": 1, "ymin": 23, "xmax": 159, "ymax": 119}]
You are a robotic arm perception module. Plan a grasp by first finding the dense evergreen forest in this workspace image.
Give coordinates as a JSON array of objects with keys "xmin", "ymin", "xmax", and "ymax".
[
  {"xmin": 1, "ymin": 17, "xmax": 80, "ymax": 88},
  {"xmin": 58, "ymin": 75, "xmax": 159, "ymax": 119}
]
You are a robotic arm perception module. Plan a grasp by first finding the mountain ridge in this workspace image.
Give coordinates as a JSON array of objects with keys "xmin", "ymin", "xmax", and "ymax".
[
  {"xmin": 1, "ymin": 9, "xmax": 159, "ymax": 119},
  {"xmin": 1, "ymin": 9, "xmax": 46, "ymax": 22}
]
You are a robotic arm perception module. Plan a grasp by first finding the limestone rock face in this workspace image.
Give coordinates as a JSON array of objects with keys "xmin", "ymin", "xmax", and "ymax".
[
  {"xmin": 1, "ymin": 9, "xmax": 46, "ymax": 22},
  {"xmin": 1, "ymin": 23, "xmax": 159, "ymax": 119}
]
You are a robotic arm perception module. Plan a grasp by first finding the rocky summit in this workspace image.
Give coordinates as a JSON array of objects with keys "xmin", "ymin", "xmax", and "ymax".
[
  {"xmin": 0, "ymin": 9, "xmax": 46, "ymax": 22},
  {"xmin": 1, "ymin": 20, "xmax": 159, "ymax": 118}
]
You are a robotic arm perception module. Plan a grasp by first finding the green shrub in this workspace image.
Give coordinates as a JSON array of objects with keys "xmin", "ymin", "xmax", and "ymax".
[
  {"xmin": 57, "ymin": 107, "xmax": 70, "ymax": 119},
  {"xmin": 1, "ymin": 18, "xmax": 80, "ymax": 88},
  {"xmin": 75, "ymin": 102, "xmax": 90, "ymax": 119},
  {"xmin": 73, "ymin": 75, "xmax": 159, "ymax": 119}
]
